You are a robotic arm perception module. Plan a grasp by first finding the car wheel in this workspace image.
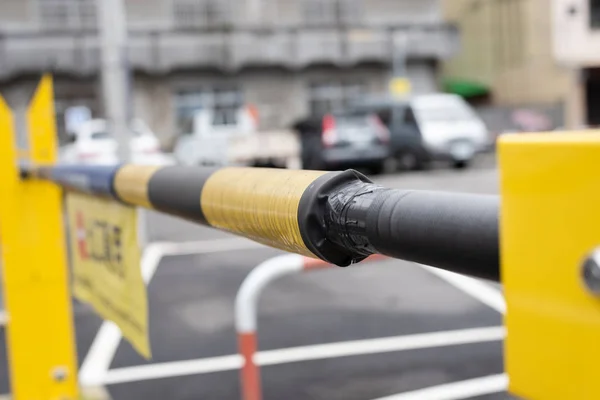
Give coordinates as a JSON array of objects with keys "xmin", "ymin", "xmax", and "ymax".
[
  {"xmin": 452, "ymin": 160, "xmax": 470, "ymax": 169},
  {"xmin": 368, "ymin": 162, "xmax": 385, "ymax": 175},
  {"xmin": 396, "ymin": 149, "xmax": 426, "ymax": 171},
  {"xmin": 301, "ymin": 136, "xmax": 326, "ymax": 170},
  {"xmin": 303, "ymin": 152, "xmax": 325, "ymax": 170}
]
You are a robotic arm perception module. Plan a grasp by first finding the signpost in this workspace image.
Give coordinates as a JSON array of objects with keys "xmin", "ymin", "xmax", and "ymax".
[
  {"xmin": 389, "ymin": 77, "xmax": 412, "ymax": 98},
  {"xmin": 67, "ymin": 192, "xmax": 151, "ymax": 358}
]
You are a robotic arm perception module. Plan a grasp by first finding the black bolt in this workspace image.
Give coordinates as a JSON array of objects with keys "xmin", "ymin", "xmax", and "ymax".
[
  {"xmin": 582, "ymin": 252, "xmax": 600, "ymax": 295},
  {"xmin": 52, "ymin": 366, "xmax": 68, "ymax": 382}
]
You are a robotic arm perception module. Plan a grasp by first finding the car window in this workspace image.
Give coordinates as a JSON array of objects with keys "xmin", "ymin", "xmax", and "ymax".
[
  {"xmin": 404, "ymin": 107, "xmax": 418, "ymax": 125},
  {"xmin": 334, "ymin": 114, "xmax": 371, "ymax": 129},
  {"xmin": 413, "ymin": 103, "xmax": 475, "ymax": 122},
  {"xmin": 212, "ymin": 107, "xmax": 238, "ymax": 126},
  {"xmin": 330, "ymin": 112, "xmax": 382, "ymax": 143},
  {"xmin": 89, "ymin": 128, "xmax": 144, "ymax": 140},
  {"xmin": 375, "ymin": 109, "xmax": 392, "ymax": 127},
  {"xmin": 90, "ymin": 131, "xmax": 112, "ymax": 140}
]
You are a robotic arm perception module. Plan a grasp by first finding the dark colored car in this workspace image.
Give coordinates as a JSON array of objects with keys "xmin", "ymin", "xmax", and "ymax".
[
  {"xmin": 294, "ymin": 112, "xmax": 390, "ymax": 174},
  {"xmin": 348, "ymin": 96, "xmax": 430, "ymax": 170}
]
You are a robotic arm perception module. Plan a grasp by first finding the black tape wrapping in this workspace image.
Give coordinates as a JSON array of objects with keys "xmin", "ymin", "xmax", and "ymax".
[
  {"xmin": 325, "ymin": 180, "xmax": 388, "ymax": 256},
  {"xmin": 298, "ymin": 170, "xmax": 374, "ymax": 266}
]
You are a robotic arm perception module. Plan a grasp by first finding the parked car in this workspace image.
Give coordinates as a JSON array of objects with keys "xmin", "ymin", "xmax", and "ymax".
[
  {"xmin": 294, "ymin": 111, "xmax": 390, "ymax": 174},
  {"xmin": 350, "ymin": 93, "xmax": 490, "ymax": 169},
  {"xmin": 348, "ymin": 97, "xmax": 428, "ymax": 171},
  {"xmin": 59, "ymin": 119, "xmax": 174, "ymax": 165},
  {"xmin": 174, "ymin": 106, "xmax": 300, "ymax": 169},
  {"xmin": 411, "ymin": 94, "xmax": 489, "ymax": 168}
]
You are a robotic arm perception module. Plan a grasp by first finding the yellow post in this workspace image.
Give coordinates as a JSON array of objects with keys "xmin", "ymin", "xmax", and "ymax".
[
  {"xmin": 0, "ymin": 76, "xmax": 79, "ymax": 399},
  {"xmin": 500, "ymin": 131, "xmax": 600, "ymax": 399}
]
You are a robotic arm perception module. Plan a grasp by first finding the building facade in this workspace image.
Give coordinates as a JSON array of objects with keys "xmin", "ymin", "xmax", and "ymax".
[
  {"xmin": 553, "ymin": 0, "xmax": 600, "ymax": 128},
  {"xmin": 442, "ymin": 0, "xmax": 569, "ymax": 111},
  {"xmin": 0, "ymin": 0, "xmax": 458, "ymax": 145}
]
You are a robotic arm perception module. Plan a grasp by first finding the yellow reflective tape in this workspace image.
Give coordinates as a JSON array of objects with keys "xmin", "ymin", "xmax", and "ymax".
[
  {"xmin": 114, "ymin": 165, "xmax": 162, "ymax": 209},
  {"xmin": 201, "ymin": 168, "xmax": 326, "ymax": 256}
]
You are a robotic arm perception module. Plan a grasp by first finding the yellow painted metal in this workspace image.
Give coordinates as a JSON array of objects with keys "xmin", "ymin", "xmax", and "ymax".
[
  {"xmin": 201, "ymin": 167, "xmax": 326, "ymax": 256},
  {"xmin": 499, "ymin": 131, "xmax": 600, "ymax": 400},
  {"xmin": 0, "ymin": 76, "xmax": 79, "ymax": 399}
]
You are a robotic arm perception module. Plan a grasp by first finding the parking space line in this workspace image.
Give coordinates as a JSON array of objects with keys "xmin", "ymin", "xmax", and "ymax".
[
  {"xmin": 104, "ymin": 355, "xmax": 243, "ymax": 385},
  {"xmin": 102, "ymin": 326, "xmax": 505, "ymax": 385},
  {"xmin": 371, "ymin": 374, "xmax": 508, "ymax": 400},
  {"xmin": 79, "ymin": 238, "xmax": 265, "ymax": 386},
  {"xmin": 421, "ymin": 265, "xmax": 506, "ymax": 314},
  {"xmin": 154, "ymin": 237, "xmax": 265, "ymax": 257}
]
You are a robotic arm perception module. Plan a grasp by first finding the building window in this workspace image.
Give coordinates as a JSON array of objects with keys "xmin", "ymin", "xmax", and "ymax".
[
  {"xmin": 173, "ymin": 0, "xmax": 232, "ymax": 29},
  {"xmin": 38, "ymin": 0, "xmax": 97, "ymax": 30},
  {"xmin": 591, "ymin": 0, "xmax": 600, "ymax": 28},
  {"xmin": 174, "ymin": 86, "xmax": 243, "ymax": 134},
  {"xmin": 308, "ymin": 82, "xmax": 365, "ymax": 117},
  {"xmin": 303, "ymin": 0, "xmax": 363, "ymax": 25}
]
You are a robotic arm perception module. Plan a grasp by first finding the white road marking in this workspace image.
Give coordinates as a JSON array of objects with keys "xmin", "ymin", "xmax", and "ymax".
[
  {"xmin": 81, "ymin": 243, "xmax": 506, "ymax": 389},
  {"xmin": 156, "ymin": 237, "xmax": 264, "ymax": 257},
  {"xmin": 103, "ymin": 326, "xmax": 505, "ymax": 385},
  {"xmin": 104, "ymin": 355, "xmax": 243, "ymax": 385},
  {"xmin": 372, "ymin": 374, "xmax": 508, "ymax": 400},
  {"xmin": 255, "ymin": 326, "xmax": 504, "ymax": 366},
  {"xmin": 79, "ymin": 322, "xmax": 122, "ymax": 386},
  {"xmin": 421, "ymin": 265, "xmax": 506, "ymax": 314},
  {"xmin": 79, "ymin": 238, "xmax": 264, "ymax": 386}
]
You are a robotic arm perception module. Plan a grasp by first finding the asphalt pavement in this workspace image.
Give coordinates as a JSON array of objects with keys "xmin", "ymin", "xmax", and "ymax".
[{"xmin": 0, "ymin": 154, "xmax": 513, "ymax": 399}]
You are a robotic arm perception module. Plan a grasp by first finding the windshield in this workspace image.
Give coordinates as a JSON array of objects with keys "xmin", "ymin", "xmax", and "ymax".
[
  {"xmin": 415, "ymin": 106, "xmax": 475, "ymax": 122},
  {"xmin": 412, "ymin": 101, "xmax": 475, "ymax": 123},
  {"xmin": 330, "ymin": 112, "xmax": 380, "ymax": 142},
  {"xmin": 90, "ymin": 129, "xmax": 145, "ymax": 140},
  {"xmin": 333, "ymin": 114, "xmax": 372, "ymax": 129}
]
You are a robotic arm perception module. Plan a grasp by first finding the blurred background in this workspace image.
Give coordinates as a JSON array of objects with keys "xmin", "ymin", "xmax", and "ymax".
[
  {"xmin": 0, "ymin": 1, "xmax": 596, "ymax": 399},
  {"xmin": 1, "ymin": 0, "xmax": 590, "ymax": 173}
]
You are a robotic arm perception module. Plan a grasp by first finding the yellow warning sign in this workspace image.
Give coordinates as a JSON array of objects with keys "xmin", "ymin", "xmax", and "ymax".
[
  {"xmin": 67, "ymin": 192, "xmax": 151, "ymax": 358},
  {"xmin": 389, "ymin": 77, "xmax": 411, "ymax": 97}
]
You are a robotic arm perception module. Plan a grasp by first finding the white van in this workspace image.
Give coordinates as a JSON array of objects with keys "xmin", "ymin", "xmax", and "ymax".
[{"xmin": 410, "ymin": 94, "xmax": 489, "ymax": 168}]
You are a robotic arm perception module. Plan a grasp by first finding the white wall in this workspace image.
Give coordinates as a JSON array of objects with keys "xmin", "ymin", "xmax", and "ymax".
[{"xmin": 553, "ymin": 0, "xmax": 600, "ymax": 67}]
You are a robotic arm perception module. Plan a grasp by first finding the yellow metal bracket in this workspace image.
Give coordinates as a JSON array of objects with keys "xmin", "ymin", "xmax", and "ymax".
[
  {"xmin": 500, "ymin": 132, "xmax": 600, "ymax": 399},
  {"xmin": 0, "ymin": 76, "xmax": 79, "ymax": 399}
]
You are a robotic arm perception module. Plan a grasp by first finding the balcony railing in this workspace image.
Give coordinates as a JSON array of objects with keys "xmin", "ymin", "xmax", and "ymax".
[{"xmin": 0, "ymin": 24, "xmax": 458, "ymax": 79}]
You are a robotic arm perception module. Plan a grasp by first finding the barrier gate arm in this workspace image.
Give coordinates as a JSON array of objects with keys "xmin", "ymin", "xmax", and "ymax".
[
  {"xmin": 17, "ymin": 134, "xmax": 600, "ymax": 400},
  {"xmin": 22, "ymin": 164, "xmax": 500, "ymax": 282},
  {"xmin": 8, "ymin": 76, "xmax": 600, "ymax": 400}
]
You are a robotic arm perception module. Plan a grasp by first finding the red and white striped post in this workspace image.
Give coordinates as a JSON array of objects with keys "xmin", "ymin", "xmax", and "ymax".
[{"xmin": 234, "ymin": 253, "xmax": 387, "ymax": 400}]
